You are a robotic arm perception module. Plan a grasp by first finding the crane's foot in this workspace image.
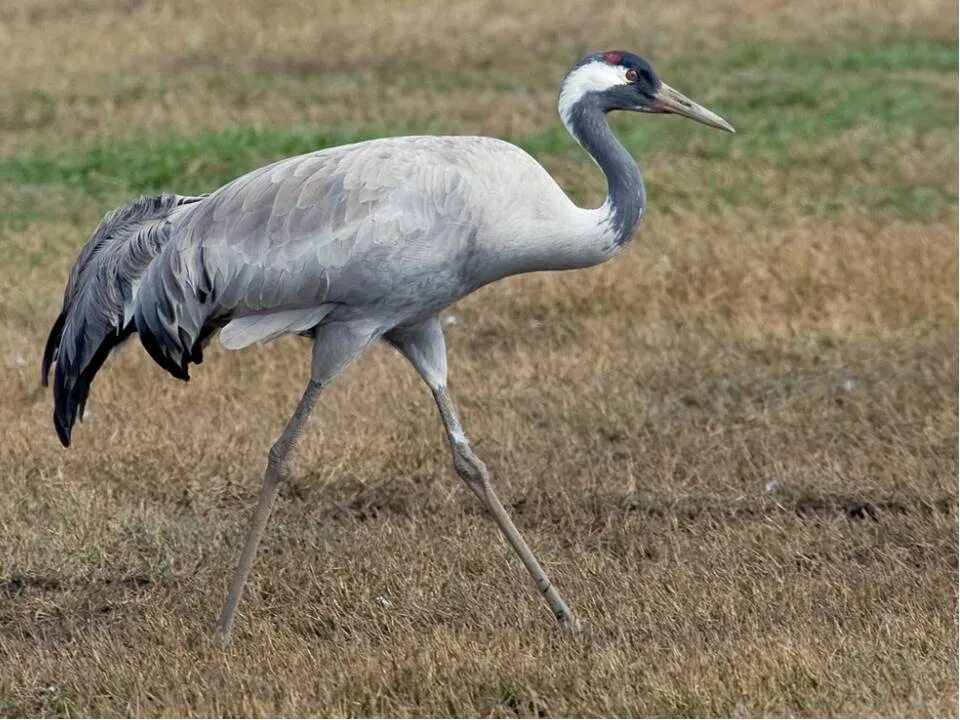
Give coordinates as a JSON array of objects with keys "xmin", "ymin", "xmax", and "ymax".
[
  {"xmin": 558, "ymin": 612, "xmax": 583, "ymax": 636},
  {"xmin": 213, "ymin": 621, "xmax": 234, "ymax": 649}
]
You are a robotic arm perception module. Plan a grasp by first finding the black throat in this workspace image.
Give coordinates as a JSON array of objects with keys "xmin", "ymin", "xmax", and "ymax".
[{"xmin": 563, "ymin": 93, "xmax": 646, "ymax": 248}]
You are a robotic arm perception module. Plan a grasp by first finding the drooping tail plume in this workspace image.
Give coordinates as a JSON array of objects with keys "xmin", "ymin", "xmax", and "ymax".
[{"xmin": 42, "ymin": 193, "xmax": 205, "ymax": 446}]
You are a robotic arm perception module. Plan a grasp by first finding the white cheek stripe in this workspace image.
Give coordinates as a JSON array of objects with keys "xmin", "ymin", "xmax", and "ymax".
[{"xmin": 558, "ymin": 61, "xmax": 628, "ymax": 128}]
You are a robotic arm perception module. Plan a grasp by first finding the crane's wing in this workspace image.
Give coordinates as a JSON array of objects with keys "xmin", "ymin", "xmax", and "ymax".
[
  {"xmin": 133, "ymin": 136, "xmax": 512, "ymax": 363},
  {"xmin": 199, "ymin": 136, "xmax": 504, "ymax": 306}
]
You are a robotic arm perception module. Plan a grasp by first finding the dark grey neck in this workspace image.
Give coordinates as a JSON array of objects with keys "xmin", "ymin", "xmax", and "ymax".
[{"xmin": 565, "ymin": 95, "xmax": 646, "ymax": 247}]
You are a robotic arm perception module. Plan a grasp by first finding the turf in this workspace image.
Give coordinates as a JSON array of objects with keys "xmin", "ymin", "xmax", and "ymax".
[{"xmin": 0, "ymin": 0, "xmax": 956, "ymax": 716}]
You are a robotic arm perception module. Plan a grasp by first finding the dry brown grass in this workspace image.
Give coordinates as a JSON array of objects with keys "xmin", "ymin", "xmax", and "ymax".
[
  {"xmin": 0, "ymin": 0, "xmax": 957, "ymax": 716},
  {"xmin": 0, "ymin": 0, "xmax": 954, "ymax": 152}
]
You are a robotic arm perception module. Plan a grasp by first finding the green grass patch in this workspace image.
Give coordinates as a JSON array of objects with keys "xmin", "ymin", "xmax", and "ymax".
[
  {"xmin": 0, "ymin": 36, "xmax": 955, "ymax": 225},
  {"xmin": 0, "ymin": 126, "xmax": 381, "ymax": 198}
]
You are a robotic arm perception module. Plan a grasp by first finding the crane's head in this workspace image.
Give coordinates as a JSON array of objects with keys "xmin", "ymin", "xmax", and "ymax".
[{"xmin": 559, "ymin": 51, "xmax": 734, "ymax": 133}]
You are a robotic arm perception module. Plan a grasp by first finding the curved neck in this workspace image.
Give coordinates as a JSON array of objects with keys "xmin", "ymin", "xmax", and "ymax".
[{"xmin": 562, "ymin": 95, "xmax": 646, "ymax": 248}]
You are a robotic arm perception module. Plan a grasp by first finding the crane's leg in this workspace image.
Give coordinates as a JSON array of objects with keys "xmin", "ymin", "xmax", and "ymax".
[
  {"xmin": 387, "ymin": 318, "xmax": 580, "ymax": 632},
  {"xmin": 215, "ymin": 323, "xmax": 372, "ymax": 646}
]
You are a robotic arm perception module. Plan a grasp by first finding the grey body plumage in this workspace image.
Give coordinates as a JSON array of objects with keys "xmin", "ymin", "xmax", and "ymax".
[
  {"xmin": 42, "ymin": 52, "xmax": 733, "ymax": 637},
  {"xmin": 133, "ymin": 136, "xmax": 610, "ymax": 376}
]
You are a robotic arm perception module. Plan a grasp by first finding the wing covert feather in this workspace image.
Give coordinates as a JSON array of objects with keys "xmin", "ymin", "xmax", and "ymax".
[
  {"xmin": 152, "ymin": 137, "xmax": 564, "ymax": 330},
  {"xmin": 167, "ymin": 137, "xmax": 509, "ymax": 317}
]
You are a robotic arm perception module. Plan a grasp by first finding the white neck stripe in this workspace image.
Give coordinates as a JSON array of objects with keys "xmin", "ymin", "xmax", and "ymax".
[{"xmin": 558, "ymin": 61, "xmax": 628, "ymax": 131}]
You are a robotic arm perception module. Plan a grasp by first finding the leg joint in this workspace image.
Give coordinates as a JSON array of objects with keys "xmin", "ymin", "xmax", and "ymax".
[
  {"xmin": 453, "ymin": 447, "xmax": 487, "ymax": 479},
  {"xmin": 268, "ymin": 441, "xmax": 284, "ymax": 463},
  {"xmin": 267, "ymin": 440, "xmax": 291, "ymax": 474}
]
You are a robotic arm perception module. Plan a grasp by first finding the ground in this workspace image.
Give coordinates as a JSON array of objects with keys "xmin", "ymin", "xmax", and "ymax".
[{"xmin": 0, "ymin": 0, "xmax": 956, "ymax": 716}]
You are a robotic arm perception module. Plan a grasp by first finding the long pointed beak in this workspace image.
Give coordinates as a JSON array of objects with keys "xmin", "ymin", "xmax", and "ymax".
[{"xmin": 652, "ymin": 82, "xmax": 735, "ymax": 133}]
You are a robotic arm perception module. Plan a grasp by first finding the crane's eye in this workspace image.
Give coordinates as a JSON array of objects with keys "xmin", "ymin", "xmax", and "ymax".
[{"xmin": 625, "ymin": 68, "xmax": 639, "ymax": 82}]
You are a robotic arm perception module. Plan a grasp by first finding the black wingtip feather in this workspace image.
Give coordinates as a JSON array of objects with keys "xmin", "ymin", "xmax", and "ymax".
[
  {"xmin": 54, "ymin": 412, "xmax": 72, "ymax": 447},
  {"xmin": 52, "ymin": 324, "xmax": 136, "ymax": 447},
  {"xmin": 138, "ymin": 323, "xmax": 190, "ymax": 381},
  {"xmin": 41, "ymin": 312, "xmax": 66, "ymax": 387}
]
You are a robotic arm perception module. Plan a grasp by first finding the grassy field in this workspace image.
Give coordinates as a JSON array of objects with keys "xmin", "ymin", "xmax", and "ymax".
[{"xmin": 0, "ymin": 0, "xmax": 957, "ymax": 716}]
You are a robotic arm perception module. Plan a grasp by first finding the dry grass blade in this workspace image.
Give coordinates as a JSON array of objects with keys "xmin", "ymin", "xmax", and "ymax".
[{"xmin": 0, "ymin": 0, "xmax": 956, "ymax": 716}]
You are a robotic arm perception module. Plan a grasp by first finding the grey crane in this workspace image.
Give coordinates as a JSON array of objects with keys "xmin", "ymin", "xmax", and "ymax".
[{"xmin": 41, "ymin": 51, "xmax": 733, "ymax": 641}]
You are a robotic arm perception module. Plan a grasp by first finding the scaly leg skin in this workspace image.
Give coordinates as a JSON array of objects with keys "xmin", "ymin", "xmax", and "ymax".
[
  {"xmin": 387, "ymin": 318, "xmax": 581, "ymax": 633},
  {"xmin": 214, "ymin": 380, "xmax": 321, "ymax": 646},
  {"xmin": 435, "ymin": 386, "xmax": 581, "ymax": 633},
  {"xmin": 215, "ymin": 322, "xmax": 372, "ymax": 646}
]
